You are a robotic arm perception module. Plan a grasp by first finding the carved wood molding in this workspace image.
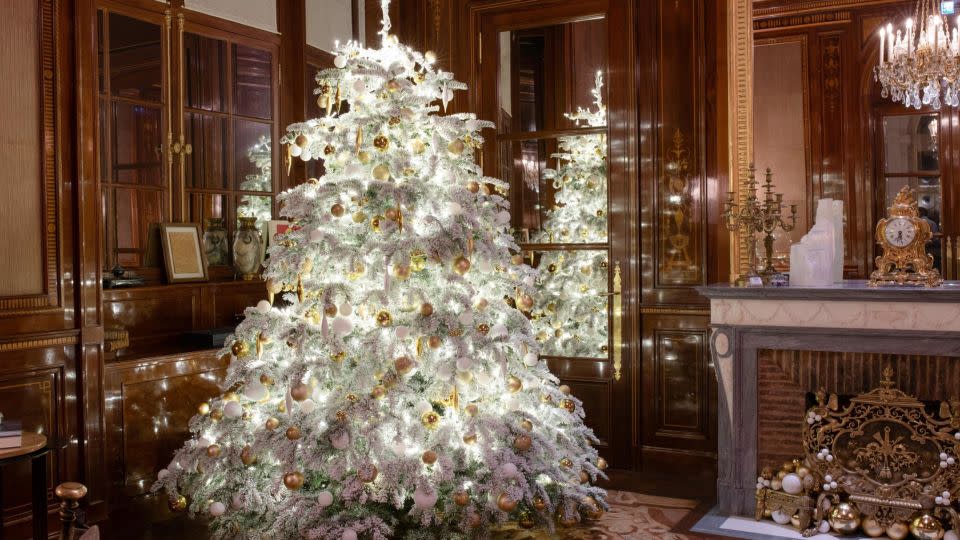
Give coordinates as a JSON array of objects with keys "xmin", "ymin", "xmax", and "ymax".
[
  {"xmin": 639, "ymin": 306, "xmax": 710, "ymax": 316},
  {"xmin": 729, "ymin": 0, "xmax": 754, "ymax": 278},
  {"xmin": 0, "ymin": 334, "xmax": 77, "ymax": 353},
  {"xmin": 0, "ymin": 0, "xmax": 61, "ymax": 315},
  {"xmin": 753, "ymin": 0, "xmax": 905, "ymax": 19},
  {"xmin": 754, "ymin": 11, "xmax": 852, "ymax": 32}
]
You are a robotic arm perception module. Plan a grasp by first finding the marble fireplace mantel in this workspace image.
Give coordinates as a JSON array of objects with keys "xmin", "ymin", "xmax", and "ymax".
[{"xmin": 697, "ymin": 280, "xmax": 960, "ymax": 516}]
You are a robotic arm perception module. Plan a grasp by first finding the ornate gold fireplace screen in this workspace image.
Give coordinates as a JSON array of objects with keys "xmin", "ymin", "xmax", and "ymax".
[{"xmin": 756, "ymin": 368, "xmax": 960, "ymax": 538}]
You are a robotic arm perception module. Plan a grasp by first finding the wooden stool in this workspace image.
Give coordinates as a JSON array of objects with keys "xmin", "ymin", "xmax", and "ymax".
[{"xmin": 0, "ymin": 432, "xmax": 49, "ymax": 540}]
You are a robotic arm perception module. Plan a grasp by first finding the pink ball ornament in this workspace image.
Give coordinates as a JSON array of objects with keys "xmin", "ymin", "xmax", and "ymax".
[
  {"xmin": 413, "ymin": 486, "xmax": 438, "ymax": 509},
  {"xmin": 331, "ymin": 430, "xmax": 350, "ymax": 450},
  {"xmin": 456, "ymin": 357, "xmax": 473, "ymax": 370},
  {"xmin": 524, "ymin": 353, "xmax": 539, "ymax": 367},
  {"xmin": 342, "ymin": 529, "xmax": 357, "ymax": 540},
  {"xmin": 317, "ymin": 490, "xmax": 334, "ymax": 508},
  {"xmin": 243, "ymin": 382, "xmax": 267, "ymax": 402},
  {"xmin": 309, "ymin": 229, "xmax": 323, "ymax": 243},
  {"xmin": 458, "ymin": 311, "xmax": 474, "ymax": 325},
  {"xmin": 500, "ymin": 463, "xmax": 519, "ymax": 477},
  {"xmin": 224, "ymin": 401, "xmax": 243, "ymax": 419},
  {"xmin": 231, "ymin": 493, "xmax": 244, "ymax": 509},
  {"xmin": 331, "ymin": 317, "xmax": 353, "ymax": 336},
  {"xmin": 209, "ymin": 501, "xmax": 226, "ymax": 516}
]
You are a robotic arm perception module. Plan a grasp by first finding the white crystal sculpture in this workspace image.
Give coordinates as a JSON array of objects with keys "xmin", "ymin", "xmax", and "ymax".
[{"xmin": 789, "ymin": 199, "xmax": 843, "ymax": 286}]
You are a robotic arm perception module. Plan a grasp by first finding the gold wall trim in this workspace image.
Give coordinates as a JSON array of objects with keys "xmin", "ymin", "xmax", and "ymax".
[
  {"xmin": 729, "ymin": 0, "xmax": 753, "ymax": 280},
  {"xmin": 0, "ymin": 335, "xmax": 78, "ymax": 352},
  {"xmin": 640, "ymin": 306, "xmax": 711, "ymax": 316},
  {"xmin": 754, "ymin": 11, "xmax": 851, "ymax": 31},
  {"xmin": 753, "ymin": 0, "xmax": 902, "ymax": 18}
]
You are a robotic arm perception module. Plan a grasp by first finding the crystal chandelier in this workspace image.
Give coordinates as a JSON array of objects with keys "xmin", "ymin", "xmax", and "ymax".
[{"xmin": 875, "ymin": 0, "xmax": 960, "ymax": 109}]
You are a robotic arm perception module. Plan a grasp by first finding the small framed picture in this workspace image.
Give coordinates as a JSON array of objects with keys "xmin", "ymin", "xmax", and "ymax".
[
  {"xmin": 264, "ymin": 220, "xmax": 292, "ymax": 260},
  {"xmin": 159, "ymin": 223, "xmax": 209, "ymax": 283}
]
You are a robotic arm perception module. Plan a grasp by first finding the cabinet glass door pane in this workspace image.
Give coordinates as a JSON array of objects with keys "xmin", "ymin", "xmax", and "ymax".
[
  {"xmin": 108, "ymin": 13, "xmax": 162, "ymax": 101},
  {"xmin": 184, "ymin": 112, "xmax": 227, "ymax": 189},
  {"xmin": 233, "ymin": 44, "xmax": 272, "ymax": 119},
  {"xmin": 184, "ymin": 33, "xmax": 226, "ymax": 112},
  {"xmin": 235, "ymin": 119, "xmax": 272, "ymax": 192},
  {"xmin": 113, "ymin": 102, "xmax": 163, "ymax": 185}
]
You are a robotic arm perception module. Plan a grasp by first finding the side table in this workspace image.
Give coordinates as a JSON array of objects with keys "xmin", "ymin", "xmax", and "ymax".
[{"xmin": 0, "ymin": 432, "xmax": 50, "ymax": 540}]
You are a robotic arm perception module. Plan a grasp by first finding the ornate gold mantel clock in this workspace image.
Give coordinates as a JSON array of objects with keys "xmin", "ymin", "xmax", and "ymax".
[{"xmin": 869, "ymin": 186, "xmax": 942, "ymax": 287}]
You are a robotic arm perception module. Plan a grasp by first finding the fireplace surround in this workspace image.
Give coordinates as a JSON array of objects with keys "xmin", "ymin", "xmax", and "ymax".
[{"xmin": 698, "ymin": 281, "xmax": 960, "ymax": 515}]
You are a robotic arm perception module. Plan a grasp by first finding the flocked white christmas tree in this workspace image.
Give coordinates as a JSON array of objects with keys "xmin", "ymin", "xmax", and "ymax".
[
  {"xmin": 530, "ymin": 73, "xmax": 609, "ymax": 358},
  {"xmin": 153, "ymin": 3, "xmax": 607, "ymax": 539}
]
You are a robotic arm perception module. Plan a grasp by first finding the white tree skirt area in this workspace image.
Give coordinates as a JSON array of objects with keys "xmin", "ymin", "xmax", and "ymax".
[{"xmin": 718, "ymin": 516, "xmax": 871, "ymax": 539}]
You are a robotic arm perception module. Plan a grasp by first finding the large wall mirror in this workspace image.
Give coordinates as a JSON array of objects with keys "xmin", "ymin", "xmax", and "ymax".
[{"xmin": 748, "ymin": 2, "xmax": 958, "ymax": 279}]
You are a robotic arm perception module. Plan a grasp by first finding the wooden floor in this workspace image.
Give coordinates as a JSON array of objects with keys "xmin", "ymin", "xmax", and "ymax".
[{"xmin": 99, "ymin": 468, "xmax": 719, "ymax": 539}]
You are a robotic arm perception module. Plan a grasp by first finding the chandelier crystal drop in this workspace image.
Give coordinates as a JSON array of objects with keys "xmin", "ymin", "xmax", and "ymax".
[{"xmin": 875, "ymin": 0, "xmax": 960, "ymax": 109}]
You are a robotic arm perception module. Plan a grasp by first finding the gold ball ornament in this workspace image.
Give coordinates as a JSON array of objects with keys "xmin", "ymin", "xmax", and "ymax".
[
  {"xmin": 453, "ymin": 256, "xmax": 471, "ymax": 274},
  {"xmin": 223, "ymin": 391, "xmax": 239, "ymax": 402},
  {"xmin": 519, "ymin": 511, "xmax": 535, "ymax": 529},
  {"xmin": 558, "ymin": 513, "xmax": 579, "ymax": 527},
  {"xmin": 373, "ymin": 134, "xmax": 389, "ymax": 151},
  {"xmin": 210, "ymin": 409, "xmax": 223, "ymax": 421},
  {"xmin": 394, "ymin": 263, "xmax": 411, "ymax": 280},
  {"xmin": 886, "ymin": 522, "xmax": 910, "ymax": 540},
  {"xmin": 477, "ymin": 323, "xmax": 490, "ymax": 336},
  {"xmin": 198, "ymin": 402, "xmax": 211, "ymax": 415},
  {"xmin": 420, "ymin": 303, "xmax": 434, "ymax": 317},
  {"xmin": 597, "ymin": 457, "xmax": 608, "ymax": 470},
  {"xmin": 295, "ymin": 134, "xmax": 308, "ymax": 148},
  {"xmin": 507, "ymin": 376, "xmax": 523, "ymax": 393},
  {"xmin": 520, "ymin": 419, "xmax": 533, "ymax": 431},
  {"xmin": 497, "ymin": 493, "xmax": 518, "ymax": 512},
  {"xmin": 561, "ymin": 399, "xmax": 576, "ymax": 413},
  {"xmin": 411, "ymin": 139, "xmax": 426, "ymax": 154},
  {"xmin": 352, "ymin": 210, "xmax": 368, "ymax": 223},
  {"xmin": 283, "ymin": 471, "xmax": 304, "ymax": 490},
  {"xmin": 517, "ymin": 294, "xmax": 534, "ymax": 311},
  {"xmin": 514, "ymin": 434, "xmax": 532, "ymax": 451},
  {"xmin": 559, "ymin": 385, "xmax": 571, "ymax": 395},
  {"xmin": 385, "ymin": 79, "xmax": 401, "ymax": 93},
  {"xmin": 394, "ymin": 355, "xmax": 413, "ymax": 375},
  {"xmin": 409, "ymin": 250, "xmax": 427, "ymax": 271},
  {"xmin": 240, "ymin": 445, "xmax": 257, "ymax": 466},
  {"xmin": 286, "ymin": 426, "xmax": 302, "ymax": 440},
  {"xmin": 323, "ymin": 144, "xmax": 335, "ymax": 155},
  {"xmin": 428, "ymin": 335, "xmax": 442, "ymax": 348},
  {"xmin": 231, "ymin": 341, "xmax": 250, "ymax": 357},
  {"xmin": 330, "ymin": 203, "xmax": 345, "ymax": 217},
  {"xmin": 453, "ymin": 491, "xmax": 470, "ymax": 506},
  {"xmin": 579, "ymin": 471, "xmax": 590, "ymax": 484},
  {"xmin": 861, "ymin": 517, "xmax": 885, "ymax": 537},
  {"xmin": 206, "ymin": 444, "xmax": 222, "ymax": 457},
  {"xmin": 583, "ymin": 497, "xmax": 603, "ymax": 520},
  {"xmin": 828, "ymin": 503, "xmax": 861, "ymax": 535},
  {"xmin": 447, "ymin": 139, "xmax": 465, "ymax": 155},
  {"xmin": 357, "ymin": 151, "xmax": 371, "ymax": 164},
  {"xmin": 462, "ymin": 432, "xmax": 478, "ymax": 445},
  {"xmin": 259, "ymin": 374, "xmax": 274, "ymax": 386},
  {"xmin": 533, "ymin": 496, "xmax": 547, "ymax": 511},
  {"xmin": 291, "ymin": 383, "xmax": 310, "ymax": 401},
  {"xmin": 265, "ymin": 417, "xmax": 280, "ymax": 430},
  {"xmin": 376, "ymin": 310, "xmax": 393, "ymax": 327},
  {"xmin": 324, "ymin": 304, "xmax": 338, "ymax": 317},
  {"xmin": 168, "ymin": 495, "xmax": 188, "ymax": 512},
  {"xmin": 385, "ymin": 207, "xmax": 400, "ymax": 221},
  {"xmin": 468, "ymin": 513, "xmax": 482, "ymax": 528},
  {"xmin": 911, "ymin": 514, "xmax": 946, "ymax": 540},
  {"xmin": 465, "ymin": 403, "xmax": 479, "ymax": 417},
  {"xmin": 466, "ymin": 180, "xmax": 480, "ymax": 194},
  {"xmin": 421, "ymin": 450, "xmax": 438, "ymax": 465},
  {"xmin": 371, "ymin": 215, "xmax": 384, "ymax": 232},
  {"xmin": 331, "ymin": 351, "xmax": 346, "ymax": 362},
  {"xmin": 371, "ymin": 385, "xmax": 387, "ymax": 399},
  {"xmin": 372, "ymin": 164, "xmax": 390, "ymax": 181},
  {"xmin": 560, "ymin": 458, "xmax": 574, "ymax": 469}
]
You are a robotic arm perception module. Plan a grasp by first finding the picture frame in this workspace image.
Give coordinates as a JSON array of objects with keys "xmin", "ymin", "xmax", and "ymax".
[
  {"xmin": 264, "ymin": 219, "xmax": 292, "ymax": 259},
  {"xmin": 159, "ymin": 223, "xmax": 209, "ymax": 283}
]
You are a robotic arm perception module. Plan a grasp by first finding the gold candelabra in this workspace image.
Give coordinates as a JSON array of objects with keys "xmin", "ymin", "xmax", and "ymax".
[{"xmin": 722, "ymin": 165, "xmax": 798, "ymax": 282}]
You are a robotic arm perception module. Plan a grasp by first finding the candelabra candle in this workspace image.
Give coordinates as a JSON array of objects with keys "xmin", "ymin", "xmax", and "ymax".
[
  {"xmin": 876, "ymin": 0, "xmax": 960, "ymax": 109},
  {"xmin": 722, "ymin": 164, "xmax": 797, "ymax": 282}
]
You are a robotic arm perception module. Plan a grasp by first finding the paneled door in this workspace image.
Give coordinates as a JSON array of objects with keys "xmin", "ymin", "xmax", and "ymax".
[{"xmin": 472, "ymin": 0, "xmax": 637, "ymax": 470}]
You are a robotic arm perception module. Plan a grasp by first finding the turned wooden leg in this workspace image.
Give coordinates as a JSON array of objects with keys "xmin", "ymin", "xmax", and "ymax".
[{"xmin": 54, "ymin": 482, "xmax": 87, "ymax": 540}]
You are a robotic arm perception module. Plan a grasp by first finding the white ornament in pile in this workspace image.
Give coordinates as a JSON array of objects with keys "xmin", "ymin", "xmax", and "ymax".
[
  {"xmin": 256, "ymin": 300, "xmax": 272, "ymax": 313},
  {"xmin": 771, "ymin": 510, "xmax": 792, "ymax": 525},
  {"xmin": 781, "ymin": 473, "xmax": 802, "ymax": 495}
]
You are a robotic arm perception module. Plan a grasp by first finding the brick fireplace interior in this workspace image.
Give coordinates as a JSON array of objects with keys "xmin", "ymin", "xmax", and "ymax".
[{"xmin": 756, "ymin": 350, "xmax": 960, "ymax": 469}]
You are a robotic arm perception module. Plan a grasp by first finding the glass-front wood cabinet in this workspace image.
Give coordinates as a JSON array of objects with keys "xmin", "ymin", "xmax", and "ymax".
[{"xmin": 97, "ymin": 4, "xmax": 279, "ymax": 278}]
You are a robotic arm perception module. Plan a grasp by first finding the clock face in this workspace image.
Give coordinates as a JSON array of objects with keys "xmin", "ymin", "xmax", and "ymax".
[{"xmin": 884, "ymin": 217, "xmax": 917, "ymax": 248}]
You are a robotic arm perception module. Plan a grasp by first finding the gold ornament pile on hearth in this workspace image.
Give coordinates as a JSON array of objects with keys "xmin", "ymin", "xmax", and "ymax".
[{"xmin": 756, "ymin": 367, "xmax": 960, "ymax": 539}]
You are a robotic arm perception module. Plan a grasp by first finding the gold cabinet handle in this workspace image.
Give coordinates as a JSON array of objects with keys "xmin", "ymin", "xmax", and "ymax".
[{"xmin": 612, "ymin": 261, "xmax": 622, "ymax": 381}]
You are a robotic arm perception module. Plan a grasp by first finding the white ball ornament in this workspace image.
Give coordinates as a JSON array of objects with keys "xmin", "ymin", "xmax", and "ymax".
[
  {"xmin": 197, "ymin": 437, "xmax": 212, "ymax": 448},
  {"xmin": 318, "ymin": 490, "xmax": 334, "ymax": 508},
  {"xmin": 289, "ymin": 144, "xmax": 302, "ymax": 157},
  {"xmin": 310, "ymin": 229, "xmax": 324, "ymax": 243},
  {"xmin": 331, "ymin": 317, "xmax": 353, "ymax": 336},
  {"xmin": 456, "ymin": 357, "xmax": 472, "ymax": 371},
  {"xmin": 474, "ymin": 371, "xmax": 491, "ymax": 385},
  {"xmin": 299, "ymin": 399, "xmax": 317, "ymax": 414},
  {"xmin": 339, "ymin": 302, "xmax": 353, "ymax": 316},
  {"xmin": 413, "ymin": 486, "xmax": 438, "ymax": 509},
  {"xmin": 496, "ymin": 210, "xmax": 511, "ymax": 224},
  {"xmin": 458, "ymin": 311, "xmax": 474, "ymax": 325},
  {"xmin": 256, "ymin": 300, "xmax": 272, "ymax": 313},
  {"xmin": 342, "ymin": 529, "xmax": 357, "ymax": 540},
  {"xmin": 224, "ymin": 401, "xmax": 243, "ymax": 419},
  {"xmin": 395, "ymin": 326, "xmax": 410, "ymax": 339},
  {"xmin": 523, "ymin": 353, "xmax": 539, "ymax": 367},
  {"xmin": 447, "ymin": 202, "xmax": 462, "ymax": 215},
  {"xmin": 771, "ymin": 510, "xmax": 792, "ymax": 525},
  {"xmin": 818, "ymin": 520, "xmax": 831, "ymax": 533},
  {"xmin": 209, "ymin": 501, "xmax": 226, "ymax": 516},
  {"xmin": 415, "ymin": 401, "xmax": 433, "ymax": 414},
  {"xmin": 243, "ymin": 381, "xmax": 268, "ymax": 402},
  {"xmin": 352, "ymin": 78, "xmax": 366, "ymax": 92},
  {"xmin": 334, "ymin": 55, "xmax": 347, "ymax": 68},
  {"xmin": 781, "ymin": 473, "xmax": 803, "ymax": 495},
  {"xmin": 944, "ymin": 530, "xmax": 959, "ymax": 540},
  {"xmin": 436, "ymin": 364, "xmax": 453, "ymax": 380},
  {"xmin": 300, "ymin": 150, "xmax": 313, "ymax": 161},
  {"xmin": 478, "ymin": 260, "xmax": 493, "ymax": 273}
]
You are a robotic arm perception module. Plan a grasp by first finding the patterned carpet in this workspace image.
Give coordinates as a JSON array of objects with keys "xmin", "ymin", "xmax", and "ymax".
[{"xmin": 493, "ymin": 490, "xmax": 703, "ymax": 539}]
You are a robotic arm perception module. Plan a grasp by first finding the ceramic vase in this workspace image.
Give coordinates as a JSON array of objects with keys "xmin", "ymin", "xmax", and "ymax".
[
  {"xmin": 202, "ymin": 218, "xmax": 229, "ymax": 267},
  {"xmin": 233, "ymin": 217, "xmax": 262, "ymax": 280}
]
